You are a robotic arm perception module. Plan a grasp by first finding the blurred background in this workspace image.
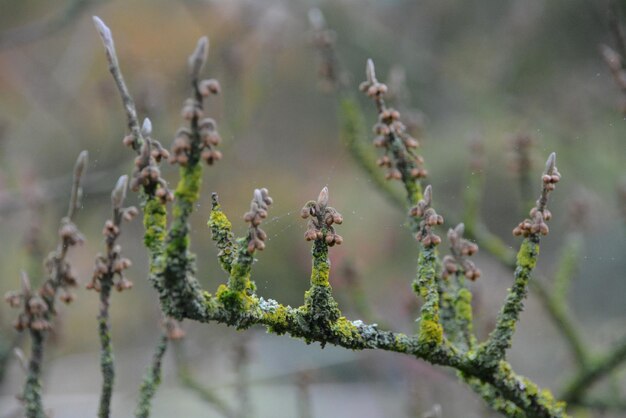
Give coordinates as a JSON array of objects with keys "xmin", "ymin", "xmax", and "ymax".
[{"xmin": 0, "ymin": 0, "xmax": 624, "ymax": 417}]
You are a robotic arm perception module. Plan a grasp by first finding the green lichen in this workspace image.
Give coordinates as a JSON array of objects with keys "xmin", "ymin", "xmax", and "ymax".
[
  {"xmin": 479, "ymin": 237, "xmax": 541, "ymax": 366},
  {"xmin": 414, "ymin": 246, "xmax": 443, "ymax": 347},
  {"xmin": 175, "ymin": 165, "xmax": 202, "ymax": 205},
  {"xmin": 209, "ymin": 207, "xmax": 232, "ymax": 231},
  {"xmin": 228, "ymin": 239, "xmax": 254, "ymax": 293},
  {"xmin": 310, "ymin": 240, "xmax": 330, "ymax": 286},
  {"xmin": 517, "ymin": 239, "xmax": 539, "ymax": 270},
  {"xmin": 216, "ymin": 283, "xmax": 256, "ymax": 311},
  {"xmin": 524, "ymin": 377, "xmax": 539, "ymax": 397},
  {"xmin": 143, "ymin": 198, "xmax": 167, "ymax": 255},
  {"xmin": 393, "ymin": 333, "xmax": 410, "ymax": 352},
  {"xmin": 264, "ymin": 305, "xmax": 291, "ymax": 334},
  {"xmin": 455, "ymin": 288, "xmax": 473, "ymax": 323},
  {"xmin": 418, "ymin": 319, "xmax": 443, "ymax": 346},
  {"xmin": 332, "ymin": 316, "xmax": 360, "ymax": 343},
  {"xmin": 311, "ymin": 260, "xmax": 330, "ymax": 286}
]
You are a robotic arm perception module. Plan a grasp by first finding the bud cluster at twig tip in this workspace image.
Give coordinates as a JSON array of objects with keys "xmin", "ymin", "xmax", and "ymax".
[
  {"xmin": 301, "ymin": 187, "xmax": 343, "ymax": 246},
  {"xmin": 128, "ymin": 118, "xmax": 173, "ymax": 203},
  {"xmin": 243, "ymin": 188, "xmax": 273, "ymax": 253},
  {"xmin": 5, "ymin": 151, "xmax": 89, "ymax": 332},
  {"xmin": 443, "ymin": 223, "xmax": 481, "ymax": 281},
  {"xmin": 41, "ymin": 217, "xmax": 85, "ymax": 304},
  {"xmin": 170, "ymin": 37, "xmax": 223, "ymax": 167},
  {"xmin": 513, "ymin": 152, "xmax": 561, "ymax": 237},
  {"xmin": 88, "ymin": 176, "xmax": 137, "ymax": 292},
  {"xmin": 359, "ymin": 59, "xmax": 427, "ymax": 182},
  {"xmin": 409, "ymin": 185, "xmax": 444, "ymax": 247},
  {"xmin": 5, "ymin": 272, "xmax": 52, "ymax": 331}
]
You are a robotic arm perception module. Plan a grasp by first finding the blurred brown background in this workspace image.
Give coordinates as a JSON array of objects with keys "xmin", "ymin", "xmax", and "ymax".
[{"xmin": 0, "ymin": 0, "xmax": 624, "ymax": 417}]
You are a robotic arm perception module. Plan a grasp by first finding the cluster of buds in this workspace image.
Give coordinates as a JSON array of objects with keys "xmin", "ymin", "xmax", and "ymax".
[
  {"xmin": 170, "ymin": 37, "xmax": 223, "ymax": 167},
  {"xmin": 129, "ymin": 119, "xmax": 173, "ymax": 204},
  {"xmin": 308, "ymin": 8, "xmax": 339, "ymax": 91},
  {"xmin": 243, "ymin": 188, "xmax": 273, "ymax": 254},
  {"xmin": 384, "ymin": 66, "xmax": 425, "ymax": 137},
  {"xmin": 87, "ymin": 176, "xmax": 137, "ymax": 292},
  {"xmin": 301, "ymin": 187, "xmax": 343, "ymax": 246},
  {"xmin": 5, "ymin": 272, "xmax": 52, "ymax": 331},
  {"xmin": 5, "ymin": 150, "xmax": 88, "ymax": 331},
  {"xmin": 40, "ymin": 217, "xmax": 85, "ymax": 304},
  {"xmin": 409, "ymin": 185, "xmax": 444, "ymax": 247},
  {"xmin": 513, "ymin": 153, "xmax": 561, "ymax": 237},
  {"xmin": 442, "ymin": 223, "xmax": 481, "ymax": 281},
  {"xmin": 360, "ymin": 59, "xmax": 427, "ymax": 182},
  {"xmin": 88, "ymin": 248, "xmax": 133, "ymax": 292}
]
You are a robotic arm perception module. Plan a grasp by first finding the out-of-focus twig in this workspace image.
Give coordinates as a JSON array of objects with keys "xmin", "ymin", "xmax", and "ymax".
[
  {"xmin": 135, "ymin": 332, "xmax": 168, "ymax": 418},
  {"xmin": 0, "ymin": 0, "xmax": 103, "ymax": 50},
  {"xmin": 169, "ymin": 320, "xmax": 235, "ymax": 418}
]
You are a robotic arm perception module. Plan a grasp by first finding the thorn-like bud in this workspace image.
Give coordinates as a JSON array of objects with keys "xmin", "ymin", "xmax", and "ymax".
[
  {"xmin": 189, "ymin": 36, "xmax": 209, "ymax": 78},
  {"xmin": 308, "ymin": 8, "xmax": 326, "ymax": 31},
  {"xmin": 92, "ymin": 16, "xmax": 115, "ymax": 54},
  {"xmin": 366, "ymin": 59, "xmax": 376, "ymax": 84},
  {"xmin": 423, "ymin": 185, "xmax": 432, "ymax": 205},
  {"xmin": 141, "ymin": 118, "xmax": 153, "ymax": 136},
  {"xmin": 317, "ymin": 186, "xmax": 329, "ymax": 208},
  {"xmin": 74, "ymin": 151, "xmax": 89, "ymax": 183},
  {"xmin": 20, "ymin": 271, "xmax": 31, "ymax": 296},
  {"xmin": 545, "ymin": 152, "xmax": 556, "ymax": 175},
  {"xmin": 111, "ymin": 175, "xmax": 129, "ymax": 210}
]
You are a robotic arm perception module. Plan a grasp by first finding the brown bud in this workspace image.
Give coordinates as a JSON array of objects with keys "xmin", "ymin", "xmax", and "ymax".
[
  {"xmin": 122, "ymin": 135, "xmax": 135, "ymax": 147},
  {"xmin": 373, "ymin": 136, "xmax": 386, "ymax": 147},
  {"xmin": 304, "ymin": 229, "xmax": 317, "ymax": 241},
  {"xmin": 199, "ymin": 79, "xmax": 221, "ymax": 96},
  {"xmin": 404, "ymin": 137, "xmax": 419, "ymax": 148},
  {"xmin": 115, "ymin": 278, "xmax": 133, "ymax": 292},
  {"xmin": 59, "ymin": 292, "xmax": 75, "ymax": 304}
]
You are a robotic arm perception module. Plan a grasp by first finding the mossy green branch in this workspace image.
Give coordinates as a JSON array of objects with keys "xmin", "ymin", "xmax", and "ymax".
[
  {"xmin": 228, "ymin": 239, "xmax": 254, "ymax": 293},
  {"xmin": 479, "ymin": 238, "xmax": 539, "ymax": 367},
  {"xmin": 310, "ymin": 240, "xmax": 330, "ymax": 287},
  {"xmin": 414, "ymin": 246, "xmax": 443, "ymax": 346},
  {"xmin": 155, "ymin": 165, "xmax": 208, "ymax": 320},
  {"xmin": 143, "ymin": 197, "xmax": 167, "ymax": 258},
  {"xmin": 439, "ymin": 274, "xmax": 476, "ymax": 351},
  {"xmin": 208, "ymin": 195, "xmax": 235, "ymax": 274},
  {"xmin": 461, "ymin": 373, "xmax": 527, "ymax": 418}
]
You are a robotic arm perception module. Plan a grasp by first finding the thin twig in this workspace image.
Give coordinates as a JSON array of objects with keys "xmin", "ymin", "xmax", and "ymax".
[{"xmin": 135, "ymin": 333, "xmax": 168, "ymax": 418}]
